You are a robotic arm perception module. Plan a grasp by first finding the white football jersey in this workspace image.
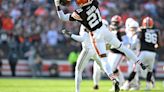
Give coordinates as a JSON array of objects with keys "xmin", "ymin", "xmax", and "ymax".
[
  {"xmin": 125, "ymin": 20, "xmax": 140, "ymax": 53},
  {"xmin": 71, "ymin": 19, "xmax": 109, "ymax": 49}
]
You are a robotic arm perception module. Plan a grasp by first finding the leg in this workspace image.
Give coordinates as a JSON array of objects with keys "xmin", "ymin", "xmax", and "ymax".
[
  {"xmin": 90, "ymin": 28, "xmax": 120, "ymax": 92},
  {"xmin": 30, "ymin": 64, "xmax": 37, "ymax": 77},
  {"xmin": 9, "ymin": 60, "xmax": 16, "ymax": 76},
  {"xmin": 107, "ymin": 52, "xmax": 125, "ymax": 91},
  {"xmin": 118, "ymin": 69, "xmax": 125, "ymax": 86},
  {"xmin": 121, "ymin": 52, "xmax": 145, "ymax": 90},
  {"xmin": 129, "ymin": 64, "xmax": 140, "ymax": 91},
  {"xmin": 75, "ymin": 48, "xmax": 91, "ymax": 92},
  {"xmin": 145, "ymin": 52, "xmax": 156, "ymax": 90},
  {"xmin": 93, "ymin": 61, "xmax": 101, "ymax": 90},
  {"xmin": 72, "ymin": 62, "xmax": 76, "ymax": 78},
  {"xmin": 105, "ymin": 34, "xmax": 146, "ymax": 70},
  {"xmin": 13, "ymin": 60, "xmax": 17, "ymax": 77}
]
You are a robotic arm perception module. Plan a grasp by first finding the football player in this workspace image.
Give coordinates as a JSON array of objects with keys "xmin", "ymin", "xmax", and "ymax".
[
  {"xmin": 62, "ymin": 19, "xmax": 108, "ymax": 92},
  {"xmin": 54, "ymin": 0, "xmax": 147, "ymax": 92},
  {"xmin": 121, "ymin": 17, "xmax": 160, "ymax": 90},
  {"xmin": 121, "ymin": 18, "xmax": 141, "ymax": 91},
  {"xmin": 93, "ymin": 15, "xmax": 126, "ymax": 91}
]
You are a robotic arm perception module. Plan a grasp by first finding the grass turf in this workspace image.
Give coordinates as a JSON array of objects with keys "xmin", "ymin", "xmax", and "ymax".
[{"xmin": 0, "ymin": 78, "xmax": 163, "ymax": 92}]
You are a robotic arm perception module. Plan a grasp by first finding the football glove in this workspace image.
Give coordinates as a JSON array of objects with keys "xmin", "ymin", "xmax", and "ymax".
[
  {"xmin": 62, "ymin": 29, "xmax": 72, "ymax": 37},
  {"xmin": 54, "ymin": 0, "xmax": 60, "ymax": 7}
]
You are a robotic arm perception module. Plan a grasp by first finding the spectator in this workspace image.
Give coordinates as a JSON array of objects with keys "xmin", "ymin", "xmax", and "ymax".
[
  {"xmin": 46, "ymin": 22, "xmax": 59, "ymax": 47},
  {"xmin": 144, "ymin": 0, "xmax": 158, "ymax": 17},
  {"xmin": 0, "ymin": 0, "xmax": 163, "ymax": 60},
  {"xmin": 35, "ymin": 54, "xmax": 42, "ymax": 77},
  {"xmin": 68, "ymin": 49, "xmax": 79, "ymax": 78},
  {"xmin": 24, "ymin": 46, "xmax": 37, "ymax": 77},
  {"xmin": 7, "ymin": 35, "xmax": 19, "ymax": 77},
  {"xmin": 1, "ymin": 15, "xmax": 14, "ymax": 32},
  {"xmin": 0, "ymin": 48, "xmax": 3, "ymax": 76}
]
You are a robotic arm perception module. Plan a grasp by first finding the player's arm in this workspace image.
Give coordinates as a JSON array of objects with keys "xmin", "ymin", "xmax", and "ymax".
[
  {"xmin": 54, "ymin": 0, "xmax": 71, "ymax": 21},
  {"xmin": 62, "ymin": 29, "xmax": 86, "ymax": 42},
  {"xmin": 155, "ymin": 29, "xmax": 162, "ymax": 48},
  {"xmin": 71, "ymin": 25, "xmax": 88, "ymax": 42},
  {"xmin": 71, "ymin": 33, "xmax": 87, "ymax": 42},
  {"xmin": 54, "ymin": 0, "xmax": 82, "ymax": 21}
]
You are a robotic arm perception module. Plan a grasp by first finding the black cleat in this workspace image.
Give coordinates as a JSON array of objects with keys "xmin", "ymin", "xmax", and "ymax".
[
  {"xmin": 113, "ymin": 79, "xmax": 120, "ymax": 92},
  {"xmin": 93, "ymin": 85, "xmax": 99, "ymax": 90}
]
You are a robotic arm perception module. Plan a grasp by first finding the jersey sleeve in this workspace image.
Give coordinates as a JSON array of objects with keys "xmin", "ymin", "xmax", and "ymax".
[
  {"xmin": 69, "ymin": 11, "xmax": 82, "ymax": 21},
  {"xmin": 69, "ymin": 13, "xmax": 76, "ymax": 21}
]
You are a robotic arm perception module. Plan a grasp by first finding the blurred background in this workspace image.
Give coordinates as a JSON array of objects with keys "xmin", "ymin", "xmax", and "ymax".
[{"xmin": 0, "ymin": 0, "xmax": 163, "ymax": 78}]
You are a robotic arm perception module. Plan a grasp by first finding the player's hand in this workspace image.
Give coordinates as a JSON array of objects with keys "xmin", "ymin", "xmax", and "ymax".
[
  {"xmin": 54, "ymin": 0, "xmax": 60, "ymax": 7},
  {"xmin": 109, "ymin": 25, "xmax": 117, "ymax": 31},
  {"xmin": 62, "ymin": 29, "xmax": 72, "ymax": 37}
]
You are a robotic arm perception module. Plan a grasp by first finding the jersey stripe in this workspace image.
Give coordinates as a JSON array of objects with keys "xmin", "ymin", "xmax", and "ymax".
[
  {"xmin": 78, "ymin": 48, "xmax": 89, "ymax": 71},
  {"xmin": 90, "ymin": 32, "xmax": 101, "ymax": 56}
]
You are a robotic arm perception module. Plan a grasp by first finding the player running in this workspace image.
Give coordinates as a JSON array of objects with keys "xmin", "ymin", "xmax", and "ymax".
[
  {"xmin": 121, "ymin": 17, "xmax": 160, "ymax": 91},
  {"xmin": 121, "ymin": 18, "xmax": 141, "ymax": 90},
  {"xmin": 54, "ymin": 0, "xmax": 147, "ymax": 92},
  {"xmin": 93, "ymin": 15, "xmax": 126, "ymax": 91}
]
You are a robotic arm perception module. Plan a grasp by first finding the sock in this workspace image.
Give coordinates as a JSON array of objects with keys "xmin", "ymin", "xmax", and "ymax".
[
  {"xmin": 146, "ymin": 72, "xmax": 152, "ymax": 82},
  {"xmin": 93, "ymin": 63, "xmax": 101, "ymax": 86},
  {"xmin": 128, "ymin": 71, "xmax": 136, "ymax": 82},
  {"xmin": 113, "ymin": 69, "xmax": 119, "ymax": 74},
  {"xmin": 100, "ymin": 57, "xmax": 113, "ymax": 77},
  {"xmin": 75, "ymin": 71, "xmax": 82, "ymax": 92}
]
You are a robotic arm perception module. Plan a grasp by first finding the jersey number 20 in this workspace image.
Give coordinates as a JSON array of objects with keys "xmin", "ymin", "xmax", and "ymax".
[
  {"xmin": 145, "ymin": 32, "xmax": 157, "ymax": 44},
  {"xmin": 87, "ymin": 9, "xmax": 101, "ymax": 28}
]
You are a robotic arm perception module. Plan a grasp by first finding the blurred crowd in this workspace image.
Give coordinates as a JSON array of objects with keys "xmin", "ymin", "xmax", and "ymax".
[{"xmin": 0, "ymin": 0, "xmax": 164, "ymax": 60}]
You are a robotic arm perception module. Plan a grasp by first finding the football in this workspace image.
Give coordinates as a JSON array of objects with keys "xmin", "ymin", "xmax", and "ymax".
[{"xmin": 60, "ymin": 0, "xmax": 71, "ymax": 6}]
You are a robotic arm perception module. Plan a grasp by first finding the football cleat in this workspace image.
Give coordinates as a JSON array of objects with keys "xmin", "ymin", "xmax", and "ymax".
[
  {"xmin": 93, "ymin": 85, "xmax": 99, "ymax": 90},
  {"xmin": 120, "ymin": 81, "xmax": 129, "ymax": 91},
  {"xmin": 113, "ymin": 79, "xmax": 120, "ymax": 92}
]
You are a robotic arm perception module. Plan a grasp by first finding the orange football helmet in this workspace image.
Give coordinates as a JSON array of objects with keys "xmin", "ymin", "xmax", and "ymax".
[
  {"xmin": 111, "ymin": 15, "xmax": 122, "ymax": 27},
  {"xmin": 142, "ymin": 17, "xmax": 154, "ymax": 28},
  {"xmin": 111, "ymin": 15, "xmax": 122, "ymax": 23},
  {"xmin": 76, "ymin": 0, "xmax": 93, "ymax": 7}
]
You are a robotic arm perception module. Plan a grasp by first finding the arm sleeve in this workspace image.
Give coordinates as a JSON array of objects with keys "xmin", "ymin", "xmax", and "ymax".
[
  {"xmin": 57, "ymin": 10, "xmax": 71, "ymax": 21},
  {"xmin": 71, "ymin": 34, "xmax": 86, "ymax": 42},
  {"xmin": 157, "ymin": 29, "xmax": 161, "ymax": 47}
]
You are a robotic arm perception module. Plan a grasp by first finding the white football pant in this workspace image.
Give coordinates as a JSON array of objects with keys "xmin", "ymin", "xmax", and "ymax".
[
  {"xmin": 89, "ymin": 24, "xmax": 140, "ymax": 79},
  {"xmin": 75, "ymin": 47, "xmax": 102, "ymax": 92}
]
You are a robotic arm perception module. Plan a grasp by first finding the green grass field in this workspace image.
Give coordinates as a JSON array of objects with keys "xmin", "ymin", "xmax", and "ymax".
[{"xmin": 0, "ymin": 78, "xmax": 163, "ymax": 92}]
